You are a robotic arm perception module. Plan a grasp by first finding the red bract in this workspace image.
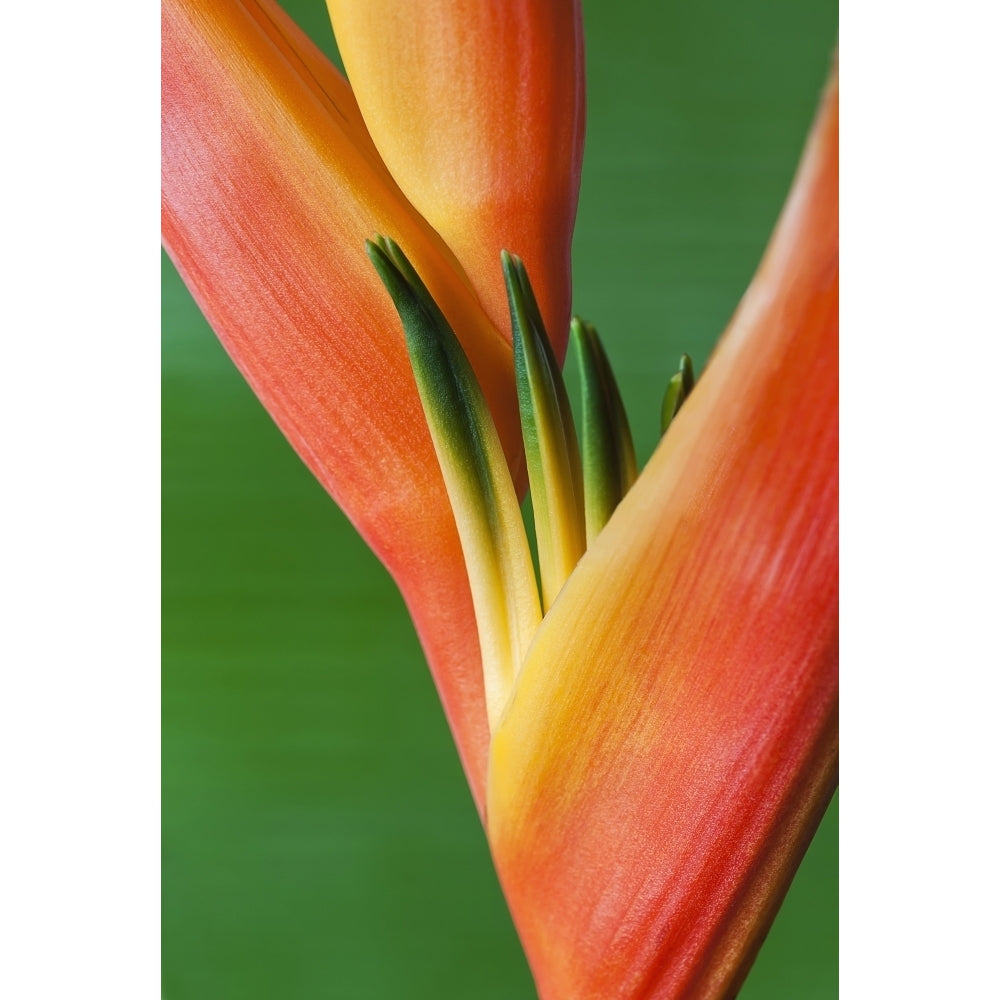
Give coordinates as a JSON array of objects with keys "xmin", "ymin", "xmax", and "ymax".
[
  {"xmin": 161, "ymin": 0, "xmax": 530, "ymax": 809},
  {"xmin": 488, "ymin": 71, "xmax": 838, "ymax": 998}
]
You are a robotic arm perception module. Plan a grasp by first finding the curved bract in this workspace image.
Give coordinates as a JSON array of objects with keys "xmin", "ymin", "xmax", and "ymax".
[
  {"xmin": 325, "ymin": 0, "xmax": 585, "ymax": 357},
  {"xmin": 487, "ymin": 70, "xmax": 839, "ymax": 1000},
  {"xmin": 162, "ymin": 0, "xmax": 525, "ymax": 809}
]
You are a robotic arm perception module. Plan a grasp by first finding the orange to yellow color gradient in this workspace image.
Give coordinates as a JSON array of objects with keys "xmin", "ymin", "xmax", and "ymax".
[{"xmin": 161, "ymin": 1, "xmax": 838, "ymax": 996}]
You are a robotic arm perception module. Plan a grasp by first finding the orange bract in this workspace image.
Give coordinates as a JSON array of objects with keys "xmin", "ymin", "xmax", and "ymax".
[
  {"xmin": 325, "ymin": 0, "xmax": 585, "ymax": 356},
  {"xmin": 487, "ymin": 69, "xmax": 838, "ymax": 1000},
  {"xmin": 162, "ymin": 0, "xmax": 525, "ymax": 809}
]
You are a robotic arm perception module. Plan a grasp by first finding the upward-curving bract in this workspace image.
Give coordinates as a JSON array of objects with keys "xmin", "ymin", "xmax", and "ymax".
[
  {"xmin": 161, "ymin": 0, "xmax": 527, "ymax": 811},
  {"xmin": 487, "ymin": 67, "xmax": 839, "ymax": 1000}
]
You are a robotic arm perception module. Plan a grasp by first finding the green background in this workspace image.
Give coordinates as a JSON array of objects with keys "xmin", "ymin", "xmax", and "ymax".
[{"xmin": 162, "ymin": 1, "xmax": 838, "ymax": 996}]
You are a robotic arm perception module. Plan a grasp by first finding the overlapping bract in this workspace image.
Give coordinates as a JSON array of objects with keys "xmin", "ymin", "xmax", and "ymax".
[
  {"xmin": 489, "ymin": 73, "xmax": 838, "ymax": 998},
  {"xmin": 162, "ymin": 2, "xmax": 837, "ymax": 997},
  {"xmin": 324, "ymin": 0, "xmax": 585, "ymax": 355}
]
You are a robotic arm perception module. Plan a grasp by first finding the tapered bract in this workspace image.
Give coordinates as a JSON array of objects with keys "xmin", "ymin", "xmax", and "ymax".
[
  {"xmin": 488, "ymin": 68, "xmax": 839, "ymax": 1000},
  {"xmin": 162, "ymin": 0, "xmax": 522, "ymax": 810},
  {"xmin": 325, "ymin": 0, "xmax": 585, "ymax": 356}
]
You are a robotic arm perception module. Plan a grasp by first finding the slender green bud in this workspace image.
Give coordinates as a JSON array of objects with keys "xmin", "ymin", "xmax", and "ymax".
[
  {"xmin": 503, "ymin": 251, "xmax": 585, "ymax": 611},
  {"xmin": 660, "ymin": 353, "xmax": 696, "ymax": 434},
  {"xmin": 368, "ymin": 236, "xmax": 540, "ymax": 733},
  {"xmin": 571, "ymin": 317, "xmax": 638, "ymax": 545}
]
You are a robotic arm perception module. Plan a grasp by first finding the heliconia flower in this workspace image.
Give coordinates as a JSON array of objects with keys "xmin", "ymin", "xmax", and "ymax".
[
  {"xmin": 163, "ymin": 0, "xmax": 837, "ymax": 994},
  {"xmin": 324, "ymin": 0, "xmax": 585, "ymax": 358}
]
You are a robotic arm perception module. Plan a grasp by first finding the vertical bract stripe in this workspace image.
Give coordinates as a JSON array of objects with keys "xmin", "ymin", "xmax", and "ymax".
[
  {"xmin": 571, "ymin": 318, "xmax": 638, "ymax": 545},
  {"xmin": 504, "ymin": 252, "xmax": 586, "ymax": 611},
  {"xmin": 368, "ymin": 237, "xmax": 541, "ymax": 733}
]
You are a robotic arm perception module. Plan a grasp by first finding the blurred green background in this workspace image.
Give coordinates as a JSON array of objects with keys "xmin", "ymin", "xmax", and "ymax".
[{"xmin": 162, "ymin": 1, "xmax": 838, "ymax": 997}]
